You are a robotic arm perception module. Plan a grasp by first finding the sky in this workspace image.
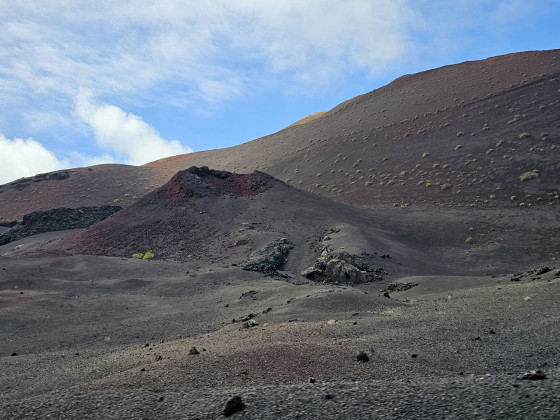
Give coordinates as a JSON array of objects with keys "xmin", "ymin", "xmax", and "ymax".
[{"xmin": 1, "ymin": 0, "xmax": 559, "ymax": 184}]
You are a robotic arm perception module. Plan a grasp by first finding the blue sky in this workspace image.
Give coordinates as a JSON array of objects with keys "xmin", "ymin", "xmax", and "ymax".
[{"xmin": 1, "ymin": 0, "xmax": 559, "ymax": 184}]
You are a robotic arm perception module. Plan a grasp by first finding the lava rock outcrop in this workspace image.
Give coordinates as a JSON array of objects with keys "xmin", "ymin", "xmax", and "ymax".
[{"xmin": 0, "ymin": 205, "xmax": 122, "ymax": 246}]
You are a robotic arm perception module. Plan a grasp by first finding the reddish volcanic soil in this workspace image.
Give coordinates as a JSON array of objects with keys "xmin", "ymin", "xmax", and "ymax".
[{"xmin": 146, "ymin": 50, "xmax": 560, "ymax": 209}]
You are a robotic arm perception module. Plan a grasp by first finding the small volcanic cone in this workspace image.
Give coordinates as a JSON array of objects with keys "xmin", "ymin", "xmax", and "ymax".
[{"xmin": 50, "ymin": 167, "xmax": 278, "ymax": 261}]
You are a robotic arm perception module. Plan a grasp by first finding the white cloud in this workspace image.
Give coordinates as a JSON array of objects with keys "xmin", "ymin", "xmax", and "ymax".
[
  {"xmin": 0, "ymin": 0, "xmax": 549, "ymax": 166},
  {"xmin": 74, "ymin": 88, "xmax": 192, "ymax": 165},
  {"xmin": 67, "ymin": 151, "xmax": 116, "ymax": 167},
  {"xmin": 0, "ymin": 134, "xmax": 69, "ymax": 185},
  {"xmin": 0, "ymin": 1, "xmax": 415, "ymax": 116}
]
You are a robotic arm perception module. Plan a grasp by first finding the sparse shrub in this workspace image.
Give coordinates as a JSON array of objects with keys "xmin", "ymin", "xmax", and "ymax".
[
  {"xmin": 432, "ymin": 163, "xmax": 439, "ymax": 168},
  {"xmin": 142, "ymin": 251, "xmax": 154, "ymax": 260},
  {"xmin": 519, "ymin": 132, "xmax": 532, "ymax": 139},
  {"xmin": 132, "ymin": 253, "xmax": 144, "ymax": 259},
  {"xmin": 441, "ymin": 183, "xmax": 452, "ymax": 190},
  {"xmin": 422, "ymin": 152, "xmax": 429, "ymax": 158},
  {"xmin": 456, "ymin": 131, "xmax": 464, "ymax": 137},
  {"xmin": 455, "ymin": 145, "xmax": 462, "ymax": 150},
  {"xmin": 519, "ymin": 169, "xmax": 539, "ymax": 181},
  {"xmin": 507, "ymin": 115, "xmax": 520, "ymax": 124},
  {"xmin": 465, "ymin": 237, "xmax": 473, "ymax": 244}
]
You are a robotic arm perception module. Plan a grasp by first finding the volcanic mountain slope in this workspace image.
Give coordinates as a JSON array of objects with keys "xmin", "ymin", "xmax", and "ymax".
[
  {"xmin": 148, "ymin": 49, "xmax": 560, "ymax": 208},
  {"xmin": 1, "ymin": 49, "xmax": 559, "ymax": 224},
  {"xmin": 0, "ymin": 164, "xmax": 169, "ymax": 223},
  {"xmin": 48, "ymin": 166, "xmax": 558, "ymax": 276}
]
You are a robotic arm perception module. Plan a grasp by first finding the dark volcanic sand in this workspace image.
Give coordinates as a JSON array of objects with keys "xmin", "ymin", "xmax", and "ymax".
[{"xmin": 0, "ymin": 241, "xmax": 559, "ymax": 419}]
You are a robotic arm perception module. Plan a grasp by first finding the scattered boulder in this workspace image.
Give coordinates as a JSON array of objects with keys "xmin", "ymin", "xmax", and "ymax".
[
  {"xmin": 243, "ymin": 319, "xmax": 258, "ymax": 328},
  {"xmin": 223, "ymin": 396, "xmax": 245, "ymax": 417},
  {"xmin": 302, "ymin": 249, "xmax": 382, "ymax": 284},
  {"xmin": 536, "ymin": 267, "xmax": 551, "ymax": 275},
  {"xmin": 307, "ymin": 377, "xmax": 316, "ymax": 383},
  {"xmin": 189, "ymin": 347, "xmax": 200, "ymax": 355},
  {"xmin": 387, "ymin": 282, "xmax": 418, "ymax": 292},
  {"xmin": 243, "ymin": 238, "xmax": 294, "ymax": 273},
  {"xmin": 356, "ymin": 351, "xmax": 369, "ymax": 363},
  {"xmin": 519, "ymin": 370, "xmax": 547, "ymax": 380},
  {"xmin": 32, "ymin": 170, "xmax": 70, "ymax": 182}
]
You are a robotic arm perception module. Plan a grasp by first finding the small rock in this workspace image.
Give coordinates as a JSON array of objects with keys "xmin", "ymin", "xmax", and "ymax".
[
  {"xmin": 489, "ymin": 329, "xmax": 496, "ymax": 334},
  {"xmin": 243, "ymin": 319, "xmax": 258, "ymax": 328},
  {"xmin": 383, "ymin": 291, "xmax": 391, "ymax": 299},
  {"xmin": 155, "ymin": 355, "xmax": 163, "ymax": 361},
  {"xmin": 327, "ymin": 319, "xmax": 337, "ymax": 325},
  {"xmin": 189, "ymin": 347, "xmax": 200, "ymax": 355},
  {"xmin": 536, "ymin": 267, "xmax": 551, "ymax": 275},
  {"xmin": 519, "ymin": 370, "xmax": 547, "ymax": 380},
  {"xmin": 357, "ymin": 351, "xmax": 369, "ymax": 363},
  {"xmin": 324, "ymin": 394, "xmax": 334, "ymax": 400},
  {"xmin": 411, "ymin": 354, "xmax": 418, "ymax": 359},
  {"xmin": 307, "ymin": 376, "xmax": 316, "ymax": 383},
  {"xmin": 10, "ymin": 352, "xmax": 17, "ymax": 356},
  {"xmin": 223, "ymin": 396, "xmax": 245, "ymax": 417}
]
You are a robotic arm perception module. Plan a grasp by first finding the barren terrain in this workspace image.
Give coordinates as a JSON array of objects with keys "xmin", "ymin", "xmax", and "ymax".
[{"xmin": 1, "ymin": 50, "xmax": 559, "ymax": 419}]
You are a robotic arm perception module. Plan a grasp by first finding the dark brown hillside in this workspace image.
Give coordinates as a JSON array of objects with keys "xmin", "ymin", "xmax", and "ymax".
[
  {"xmin": 45, "ymin": 167, "xmax": 559, "ymax": 276},
  {"xmin": 148, "ymin": 49, "xmax": 560, "ymax": 209},
  {"xmin": 0, "ymin": 164, "xmax": 170, "ymax": 223}
]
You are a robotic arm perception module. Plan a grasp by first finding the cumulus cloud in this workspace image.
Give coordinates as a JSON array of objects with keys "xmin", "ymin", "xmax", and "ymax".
[
  {"xmin": 74, "ymin": 88, "xmax": 192, "ymax": 165},
  {"xmin": 0, "ymin": 134, "xmax": 69, "ymax": 184},
  {"xmin": 0, "ymin": 1, "xmax": 414, "ymax": 115}
]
